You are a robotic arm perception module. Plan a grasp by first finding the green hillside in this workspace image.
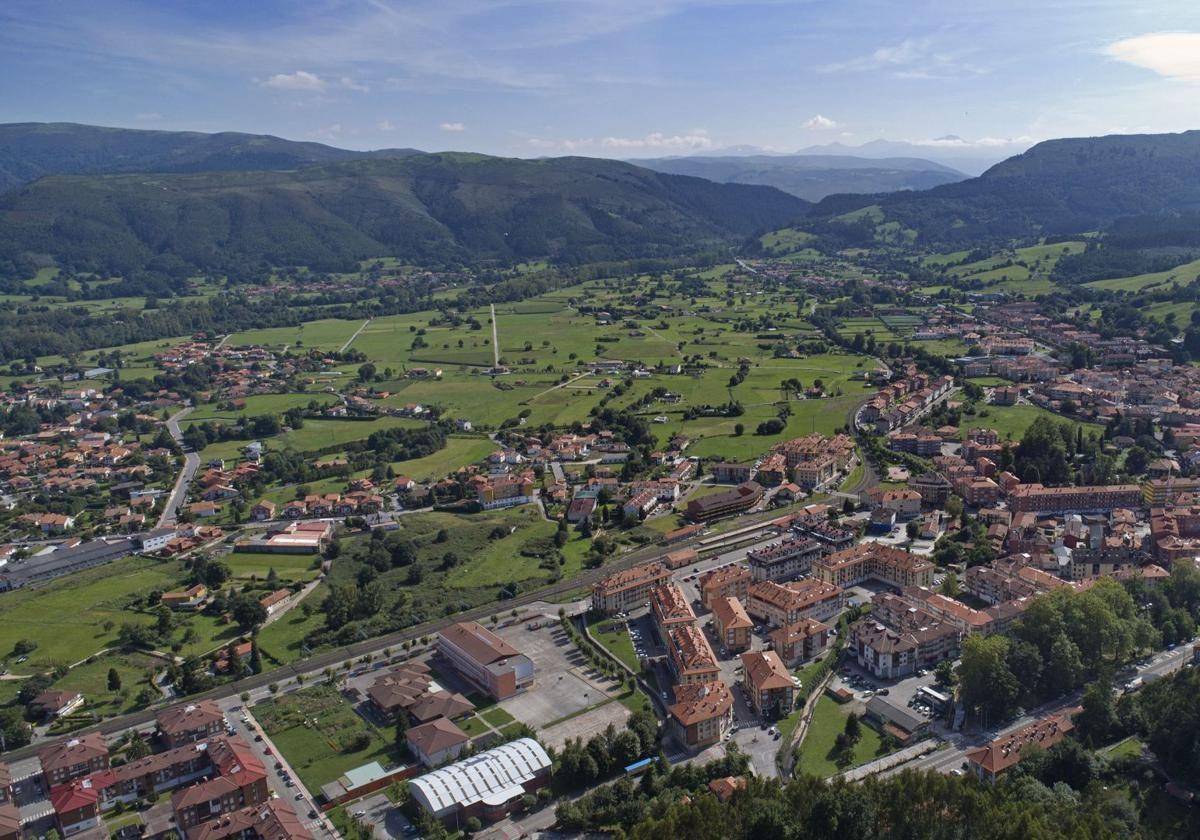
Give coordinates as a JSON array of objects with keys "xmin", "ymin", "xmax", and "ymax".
[{"xmin": 0, "ymin": 153, "xmax": 809, "ymax": 277}]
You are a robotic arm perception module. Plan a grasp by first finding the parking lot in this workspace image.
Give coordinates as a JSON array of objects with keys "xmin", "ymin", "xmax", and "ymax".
[
  {"xmin": 494, "ymin": 619, "xmax": 630, "ymax": 733},
  {"xmin": 830, "ymin": 658, "xmax": 944, "ymax": 721}
]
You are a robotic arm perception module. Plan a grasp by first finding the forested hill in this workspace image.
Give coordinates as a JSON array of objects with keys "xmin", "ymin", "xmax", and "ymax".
[
  {"xmin": 805, "ymin": 130, "xmax": 1200, "ymax": 245},
  {"xmin": 635, "ymin": 153, "xmax": 965, "ymax": 201},
  {"xmin": 0, "ymin": 153, "xmax": 810, "ymax": 278},
  {"xmin": 0, "ymin": 122, "xmax": 422, "ymax": 192}
]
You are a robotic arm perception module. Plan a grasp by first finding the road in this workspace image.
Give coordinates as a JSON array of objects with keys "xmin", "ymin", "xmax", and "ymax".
[
  {"xmin": 340, "ymin": 318, "xmax": 372, "ymax": 353},
  {"xmin": 158, "ymin": 406, "xmax": 199, "ymax": 529},
  {"xmin": 884, "ymin": 643, "xmax": 1197, "ymax": 779},
  {"xmin": 490, "ymin": 303, "xmax": 500, "ymax": 367}
]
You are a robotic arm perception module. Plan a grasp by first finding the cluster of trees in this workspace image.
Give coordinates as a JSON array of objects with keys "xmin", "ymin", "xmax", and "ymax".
[
  {"xmin": 1010, "ymin": 416, "xmax": 1112, "ymax": 486},
  {"xmin": 552, "ymin": 712, "xmax": 660, "ymax": 793},
  {"xmin": 555, "ymin": 751, "xmax": 1166, "ymax": 839},
  {"xmin": 958, "ymin": 578, "xmax": 1162, "ymax": 723}
]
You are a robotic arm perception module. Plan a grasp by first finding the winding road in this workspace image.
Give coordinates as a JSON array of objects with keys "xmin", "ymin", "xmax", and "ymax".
[{"xmin": 157, "ymin": 406, "xmax": 199, "ymax": 529}]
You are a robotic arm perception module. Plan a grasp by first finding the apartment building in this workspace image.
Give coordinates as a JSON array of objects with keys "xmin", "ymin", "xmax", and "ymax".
[
  {"xmin": 651, "ymin": 581, "xmax": 697, "ymax": 639},
  {"xmin": 591, "ymin": 562, "xmax": 670, "ymax": 614},
  {"xmin": 746, "ymin": 537, "xmax": 822, "ymax": 582},
  {"xmin": 1008, "ymin": 483, "xmax": 1142, "ymax": 514},
  {"xmin": 768, "ymin": 618, "xmax": 831, "ymax": 668},
  {"xmin": 667, "ymin": 624, "xmax": 721, "ymax": 686},
  {"xmin": 966, "ymin": 714, "xmax": 1075, "ymax": 783},
  {"xmin": 699, "ymin": 564, "xmax": 752, "ymax": 610},
  {"xmin": 668, "ymin": 681, "xmax": 734, "ymax": 750},
  {"xmin": 710, "ymin": 596, "xmax": 753, "ymax": 653},
  {"xmin": 39, "ymin": 733, "xmax": 110, "ymax": 788},
  {"xmin": 746, "ymin": 578, "xmax": 843, "ymax": 627},
  {"xmin": 812, "ymin": 543, "xmax": 935, "ymax": 590},
  {"xmin": 685, "ymin": 482, "xmax": 764, "ymax": 522},
  {"xmin": 741, "ymin": 650, "xmax": 794, "ymax": 718},
  {"xmin": 157, "ymin": 700, "xmax": 225, "ymax": 748}
]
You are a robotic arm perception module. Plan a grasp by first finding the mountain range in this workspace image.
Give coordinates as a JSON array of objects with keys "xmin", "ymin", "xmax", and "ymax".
[
  {"xmin": 0, "ymin": 151, "xmax": 809, "ymax": 276},
  {"xmin": 803, "ymin": 130, "xmax": 1200, "ymax": 246},
  {"xmin": 0, "ymin": 122, "xmax": 423, "ymax": 193},
  {"xmin": 633, "ymin": 153, "xmax": 965, "ymax": 201}
]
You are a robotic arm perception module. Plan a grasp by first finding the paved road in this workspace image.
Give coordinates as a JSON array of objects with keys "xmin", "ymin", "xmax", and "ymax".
[
  {"xmin": 158, "ymin": 407, "xmax": 199, "ymax": 529},
  {"xmin": 884, "ymin": 643, "xmax": 1197, "ymax": 779},
  {"xmin": 340, "ymin": 318, "xmax": 372, "ymax": 353},
  {"xmin": 491, "ymin": 304, "xmax": 500, "ymax": 367}
]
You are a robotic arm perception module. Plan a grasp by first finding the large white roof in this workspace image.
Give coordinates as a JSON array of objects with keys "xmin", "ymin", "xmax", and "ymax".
[{"xmin": 409, "ymin": 737, "xmax": 551, "ymax": 814}]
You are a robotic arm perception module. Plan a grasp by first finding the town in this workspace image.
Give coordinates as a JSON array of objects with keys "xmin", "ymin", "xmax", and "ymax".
[{"xmin": 0, "ymin": 249, "xmax": 1198, "ymax": 840}]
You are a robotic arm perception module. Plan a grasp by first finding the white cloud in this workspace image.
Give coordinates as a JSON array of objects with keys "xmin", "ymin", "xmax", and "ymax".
[
  {"xmin": 340, "ymin": 76, "xmax": 369, "ymax": 92},
  {"xmin": 820, "ymin": 36, "xmax": 983, "ymax": 80},
  {"xmin": 377, "ymin": 120, "xmax": 396, "ymax": 132},
  {"xmin": 600, "ymin": 130, "xmax": 713, "ymax": 150},
  {"xmin": 439, "ymin": 121, "xmax": 466, "ymax": 132},
  {"xmin": 1106, "ymin": 32, "xmax": 1200, "ymax": 82},
  {"xmin": 134, "ymin": 112, "xmax": 163, "ymax": 122},
  {"xmin": 803, "ymin": 114, "xmax": 837, "ymax": 130},
  {"xmin": 263, "ymin": 70, "xmax": 327, "ymax": 91},
  {"xmin": 909, "ymin": 135, "xmax": 1035, "ymax": 149}
]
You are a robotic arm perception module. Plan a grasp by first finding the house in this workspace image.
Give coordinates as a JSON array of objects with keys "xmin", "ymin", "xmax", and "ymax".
[
  {"xmin": 711, "ymin": 463, "xmax": 755, "ymax": 484},
  {"xmin": 188, "ymin": 501, "xmax": 221, "ymax": 518},
  {"xmin": 171, "ymin": 738, "xmax": 270, "ymax": 830},
  {"xmin": 49, "ymin": 777, "xmax": 100, "ymax": 836},
  {"xmin": 741, "ymin": 650, "xmax": 794, "ymax": 719},
  {"xmin": 258, "ymin": 589, "xmax": 292, "ymax": 616},
  {"xmin": 157, "ymin": 700, "xmax": 225, "ymax": 748},
  {"xmin": 161, "ymin": 584, "xmax": 209, "ymax": 610},
  {"xmin": 708, "ymin": 776, "xmax": 747, "ymax": 803},
  {"xmin": 566, "ymin": 497, "xmax": 597, "ymax": 524},
  {"xmin": 250, "ymin": 501, "xmax": 277, "ymax": 521},
  {"xmin": 711, "ymin": 596, "xmax": 753, "ymax": 653},
  {"xmin": 31, "ymin": 690, "xmax": 85, "ymax": 720},
  {"xmin": 965, "ymin": 713, "xmax": 1075, "ymax": 783},
  {"xmin": 436, "ymin": 622, "xmax": 534, "ymax": 700},
  {"xmin": 186, "ymin": 800, "xmax": 312, "ymax": 840},
  {"xmin": 407, "ymin": 718, "xmax": 471, "ymax": 768}
]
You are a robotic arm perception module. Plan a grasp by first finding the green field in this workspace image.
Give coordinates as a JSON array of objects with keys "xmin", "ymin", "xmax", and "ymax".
[
  {"xmin": 221, "ymin": 552, "xmax": 322, "ymax": 583},
  {"xmin": 254, "ymin": 684, "xmax": 400, "ymax": 792},
  {"xmin": 591, "ymin": 619, "xmax": 640, "ymax": 672},
  {"xmin": 961, "ymin": 404, "xmax": 1103, "ymax": 441},
  {"xmin": 389, "ymin": 436, "xmax": 497, "ymax": 481},
  {"xmin": 1085, "ymin": 257, "xmax": 1200, "ymax": 292},
  {"xmin": 795, "ymin": 696, "xmax": 894, "ymax": 777}
]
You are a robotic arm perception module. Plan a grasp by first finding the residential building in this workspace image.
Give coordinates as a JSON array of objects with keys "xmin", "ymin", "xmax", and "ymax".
[
  {"xmin": 158, "ymin": 700, "xmax": 225, "ymax": 748},
  {"xmin": 39, "ymin": 733, "xmax": 110, "ymax": 787},
  {"xmin": 711, "ymin": 596, "xmax": 753, "ymax": 653},
  {"xmin": 685, "ymin": 482, "xmax": 764, "ymax": 522},
  {"xmin": 741, "ymin": 650, "xmax": 794, "ymax": 718},
  {"xmin": 668, "ymin": 680, "xmax": 734, "ymax": 750},
  {"xmin": 591, "ymin": 562, "xmax": 670, "ymax": 614},
  {"xmin": 651, "ymin": 581, "xmax": 696, "ymax": 639},
  {"xmin": 966, "ymin": 713, "xmax": 1075, "ymax": 783},
  {"xmin": 746, "ymin": 537, "xmax": 821, "ymax": 582},
  {"xmin": 699, "ymin": 564, "xmax": 752, "ymax": 610},
  {"xmin": 711, "ymin": 463, "xmax": 755, "ymax": 484},
  {"xmin": 436, "ymin": 622, "xmax": 534, "ymax": 700},
  {"xmin": 768, "ymin": 618, "xmax": 830, "ymax": 668},
  {"xmin": 667, "ymin": 624, "xmax": 721, "ymax": 686},
  {"xmin": 186, "ymin": 800, "xmax": 312, "ymax": 840},
  {"xmin": 1008, "ymin": 483, "xmax": 1142, "ymax": 514},
  {"xmin": 746, "ymin": 578, "xmax": 843, "ymax": 627},
  {"xmin": 407, "ymin": 718, "xmax": 471, "ymax": 768},
  {"xmin": 812, "ymin": 543, "xmax": 935, "ymax": 590}
]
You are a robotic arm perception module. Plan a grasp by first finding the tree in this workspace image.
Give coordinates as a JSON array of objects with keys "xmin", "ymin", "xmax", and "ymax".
[
  {"xmin": 939, "ymin": 572, "xmax": 960, "ymax": 598},
  {"xmin": 905, "ymin": 520, "xmax": 920, "ymax": 541},
  {"xmin": 1045, "ymin": 634, "xmax": 1085, "ymax": 697},
  {"xmin": 734, "ymin": 423, "xmax": 744, "ymax": 436},
  {"xmin": 844, "ymin": 711, "xmax": 861, "ymax": 742},
  {"xmin": 249, "ymin": 641, "xmax": 263, "ymax": 675},
  {"xmin": 231, "ymin": 596, "xmax": 268, "ymax": 630},
  {"xmin": 107, "ymin": 668, "xmax": 122, "ymax": 691},
  {"xmin": 394, "ymin": 713, "xmax": 409, "ymax": 748},
  {"xmin": 1123, "ymin": 445, "xmax": 1149, "ymax": 476},
  {"xmin": 933, "ymin": 658, "xmax": 956, "ymax": 688},
  {"xmin": 959, "ymin": 634, "xmax": 1020, "ymax": 723},
  {"xmin": 1075, "ymin": 680, "xmax": 1121, "ymax": 747},
  {"xmin": 357, "ymin": 362, "xmax": 377, "ymax": 382}
]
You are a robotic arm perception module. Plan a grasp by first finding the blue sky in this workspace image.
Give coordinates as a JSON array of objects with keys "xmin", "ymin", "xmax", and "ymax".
[{"xmin": 2, "ymin": 0, "xmax": 1199, "ymax": 161}]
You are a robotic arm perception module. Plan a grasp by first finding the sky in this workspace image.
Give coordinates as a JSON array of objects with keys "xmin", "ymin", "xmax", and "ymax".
[{"xmin": 2, "ymin": 0, "xmax": 1200, "ymax": 164}]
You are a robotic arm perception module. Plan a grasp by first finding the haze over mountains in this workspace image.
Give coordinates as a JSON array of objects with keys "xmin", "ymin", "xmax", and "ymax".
[{"xmin": 634, "ymin": 154, "xmax": 966, "ymax": 201}]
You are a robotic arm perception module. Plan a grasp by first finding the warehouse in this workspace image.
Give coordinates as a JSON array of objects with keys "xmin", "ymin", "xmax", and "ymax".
[{"xmin": 409, "ymin": 738, "xmax": 552, "ymax": 827}]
